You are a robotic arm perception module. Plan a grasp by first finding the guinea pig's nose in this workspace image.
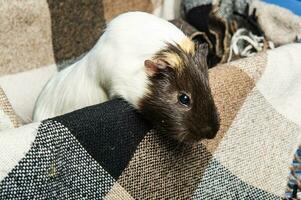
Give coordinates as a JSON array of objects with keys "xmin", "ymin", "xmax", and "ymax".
[{"xmin": 201, "ymin": 126, "xmax": 218, "ymax": 139}]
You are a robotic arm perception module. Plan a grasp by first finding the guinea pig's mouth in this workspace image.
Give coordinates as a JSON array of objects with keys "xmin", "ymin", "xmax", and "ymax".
[
  {"xmin": 155, "ymin": 122, "xmax": 219, "ymax": 144},
  {"xmin": 174, "ymin": 133, "xmax": 204, "ymax": 144},
  {"xmin": 179, "ymin": 135, "xmax": 205, "ymax": 144}
]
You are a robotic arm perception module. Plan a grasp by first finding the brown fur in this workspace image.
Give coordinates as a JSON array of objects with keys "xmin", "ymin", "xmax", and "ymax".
[{"xmin": 140, "ymin": 42, "xmax": 220, "ymax": 143}]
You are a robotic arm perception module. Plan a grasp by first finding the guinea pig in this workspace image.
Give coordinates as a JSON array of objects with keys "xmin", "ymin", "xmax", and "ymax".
[{"xmin": 33, "ymin": 11, "xmax": 220, "ymax": 143}]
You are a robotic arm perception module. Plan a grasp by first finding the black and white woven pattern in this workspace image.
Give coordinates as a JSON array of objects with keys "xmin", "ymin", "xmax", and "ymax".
[
  {"xmin": 0, "ymin": 99, "xmax": 151, "ymax": 199},
  {"xmin": 0, "ymin": 120, "xmax": 115, "ymax": 199}
]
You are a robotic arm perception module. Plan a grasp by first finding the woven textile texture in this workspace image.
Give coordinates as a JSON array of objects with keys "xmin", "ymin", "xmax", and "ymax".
[
  {"xmin": 1, "ymin": 0, "xmax": 301, "ymax": 199},
  {"xmin": 0, "ymin": 0, "xmax": 155, "ymax": 75},
  {"xmin": 1, "ymin": 44, "xmax": 301, "ymax": 199},
  {"xmin": 0, "ymin": 87, "xmax": 21, "ymax": 130}
]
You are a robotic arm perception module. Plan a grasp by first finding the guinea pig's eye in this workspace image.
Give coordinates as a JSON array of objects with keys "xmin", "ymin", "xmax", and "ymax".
[{"xmin": 178, "ymin": 93, "xmax": 191, "ymax": 106}]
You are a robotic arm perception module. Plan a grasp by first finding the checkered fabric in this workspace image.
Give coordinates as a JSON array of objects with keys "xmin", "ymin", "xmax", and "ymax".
[
  {"xmin": 0, "ymin": 0, "xmax": 159, "ymax": 122},
  {"xmin": 1, "ymin": 1, "xmax": 301, "ymax": 199},
  {"xmin": 1, "ymin": 44, "xmax": 301, "ymax": 199},
  {"xmin": 0, "ymin": 0, "xmax": 156, "ymax": 76}
]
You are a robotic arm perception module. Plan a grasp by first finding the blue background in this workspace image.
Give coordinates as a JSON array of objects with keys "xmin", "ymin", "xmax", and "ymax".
[{"xmin": 263, "ymin": 0, "xmax": 301, "ymax": 16}]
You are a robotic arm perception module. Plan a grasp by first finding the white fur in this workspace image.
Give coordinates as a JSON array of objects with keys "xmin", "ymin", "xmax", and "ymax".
[{"xmin": 33, "ymin": 12, "xmax": 187, "ymax": 121}]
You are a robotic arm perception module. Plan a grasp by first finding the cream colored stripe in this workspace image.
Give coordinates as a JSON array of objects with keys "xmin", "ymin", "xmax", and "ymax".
[
  {"xmin": 0, "ymin": 122, "xmax": 40, "ymax": 181},
  {"xmin": 0, "ymin": 109, "xmax": 14, "ymax": 131},
  {"xmin": 257, "ymin": 44, "xmax": 301, "ymax": 126},
  {"xmin": 104, "ymin": 182, "xmax": 134, "ymax": 200},
  {"xmin": 0, "ymin": 0, "xmax": 55, "ymax": 75},
  {"xmin": 152, "ymin": 0, "xmax": 181, "ymax": 20},
  {"xmin": 0, "ymin": 64, "xmax": 57, "ymax": 123},
  {"xmin": 213, "ymin": 88, "xmax": 301, "ymax": 196}
]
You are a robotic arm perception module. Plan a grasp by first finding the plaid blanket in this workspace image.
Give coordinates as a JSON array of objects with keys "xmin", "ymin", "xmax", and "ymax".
[
  {"xmin": 0, "ymin": 0, "xmax": 156, "ymax": 75},
  {"xmin": 1, "ymin": 0, "xmax": 301, "ymax": 199},
  {"xmin": 0, "ymin": 0, "xmax": 159, "ymax": 123},
  {"xmin": 1, "ymin": 43, "xmax": 301, "ymax": 199}
]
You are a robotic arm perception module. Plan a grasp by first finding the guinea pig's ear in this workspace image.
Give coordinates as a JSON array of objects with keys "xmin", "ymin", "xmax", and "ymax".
[
  {"xmin": 144, "ymin": 59, "xmax": 170, "ymax": 76},
  {"xmin": 198, "ymin": 43, "xmax": 208, "ymax": 58},
  {"xmin": 197, "ymin": 43, "xmax": 209, "ymax": 69}
]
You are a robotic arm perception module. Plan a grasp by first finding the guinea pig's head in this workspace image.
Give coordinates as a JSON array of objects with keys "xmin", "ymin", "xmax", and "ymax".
[{"xmin": 139, "ymin": 40, "xmax": 220, "ymax": 143}]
